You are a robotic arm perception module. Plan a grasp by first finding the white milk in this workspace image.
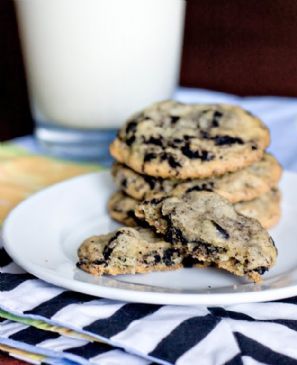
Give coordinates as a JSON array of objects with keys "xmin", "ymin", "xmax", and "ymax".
[{"xmin": 15, "ymin": 0, "xmax": 185, "ymax": 129}]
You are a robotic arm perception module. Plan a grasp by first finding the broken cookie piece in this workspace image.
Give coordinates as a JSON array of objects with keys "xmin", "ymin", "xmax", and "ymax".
[
  {"xmin": 77, "ymin": 227, "xmax": 188, "ymax": 276},
  {"xmin": 136, "ymin": 191, "xmax": 277, "ymax": 282}
]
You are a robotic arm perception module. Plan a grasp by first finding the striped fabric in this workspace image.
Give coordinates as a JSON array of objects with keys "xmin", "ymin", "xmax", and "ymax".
[
  {"xmin": 2, "ymin": 88, "xmax": 297, "ymax": 364},
  {"xmin": 0, "ymin": 318, "xmax": 148, "ymax": 365},
  {"xmin": 0, "ymin": 343, "xmax": 66, "ymax": 365},
  {"xmin": 2, "ymin": 248, "xmax": 297, "ymax": 365}
]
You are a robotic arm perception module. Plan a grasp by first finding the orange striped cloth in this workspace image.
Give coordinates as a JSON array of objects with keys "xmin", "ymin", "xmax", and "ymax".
[{"xmin": 0, "ymin": 143, "xmax": 100, "ymax": 223}]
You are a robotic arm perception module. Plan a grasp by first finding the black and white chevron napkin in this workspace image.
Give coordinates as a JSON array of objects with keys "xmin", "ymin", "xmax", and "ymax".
[{"xmin": 1, "ymin": 246, "xmax": 297, "ymax": 365}]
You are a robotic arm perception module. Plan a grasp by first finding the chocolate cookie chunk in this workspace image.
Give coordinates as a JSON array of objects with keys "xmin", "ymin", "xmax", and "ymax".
[
  {"xmin": 112, "ymin": 153, "xmax": 281, "ymax": 203},
  {"xmin": 110, "ymin": 101, "xmax": 270, "ymax": 179}
]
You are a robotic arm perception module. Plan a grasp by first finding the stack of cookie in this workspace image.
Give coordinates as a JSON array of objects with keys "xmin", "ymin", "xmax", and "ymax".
[
  {"xmin": 108, "ymin": 100, "xmax": 282, "ymax": 230},
  {"xmin": 77, "ymin": 101, "xmax": 281, "ymax": 282}
]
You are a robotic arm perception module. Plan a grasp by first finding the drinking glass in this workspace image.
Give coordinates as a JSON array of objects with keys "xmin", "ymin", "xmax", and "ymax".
[{"xmin": 14, "ymin": 0, "xmax": 186, "ymax": 161}]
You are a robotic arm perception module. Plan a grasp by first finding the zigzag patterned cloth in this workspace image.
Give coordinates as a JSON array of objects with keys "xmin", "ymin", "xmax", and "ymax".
[
  {"xmin": 2, "ymin": 88, "xmax": 297, "ymax": 364},
  {"xmin": 2, "ymin": 247, "xmax": 297, "ymax": 365}
]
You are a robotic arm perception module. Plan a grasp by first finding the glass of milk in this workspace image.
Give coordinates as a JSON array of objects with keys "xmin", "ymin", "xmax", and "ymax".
[{"xmin": 14, "ymin": 0, "xmax": 186, "ymax": 161}]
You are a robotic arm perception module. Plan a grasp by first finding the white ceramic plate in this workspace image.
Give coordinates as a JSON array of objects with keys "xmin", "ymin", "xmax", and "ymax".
[{"xmin": 3, "ymin": 171, "xmax": 297, "ymax": 305}]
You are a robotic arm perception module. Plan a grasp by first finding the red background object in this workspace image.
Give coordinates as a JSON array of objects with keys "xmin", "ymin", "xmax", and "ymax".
[{"xmin": 0, "ymin": 351, "xmax": 29, "ymax": 365}]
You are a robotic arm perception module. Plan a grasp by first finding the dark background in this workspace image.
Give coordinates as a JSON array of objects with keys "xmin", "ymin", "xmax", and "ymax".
[{"xmin": 1, "ymin": 0, "xmax": 297, "ymax": 141}]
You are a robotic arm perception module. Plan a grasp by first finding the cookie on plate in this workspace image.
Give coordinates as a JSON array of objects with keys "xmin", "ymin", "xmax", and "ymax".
[
  {"xmin": 235, "ymin": 188, "xmax": 281, "ymax": 229},
  {"xmin": 77, "ymin": 227, "xmax": 185, "ymax": 276},
  {"xmin": 136, "ymin": 191, "xmax": 277, "ymax": 282},
  {"xmin": 108, "ymin": 189, "xmax": 280, "ymax": 229},
  {"xmin": 112, "ymin": 153, "xmax": 281, "ymax": 203},
  {"xmin": 110, "ymin": 100, "xmax": 270, "ymax": 179},
  {"xmin": 108, "ymin": 190, "xmax": 149, "ymax": 228}
]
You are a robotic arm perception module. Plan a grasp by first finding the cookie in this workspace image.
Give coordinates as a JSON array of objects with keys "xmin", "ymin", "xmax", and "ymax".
[
  {"xmin": 77, "ymin": 227, "xmax": 185, "ymax": 276},
  {"xmin": 235, "ymin": 188, "xmax": 281, "ymax": 229},
  {"xmin": 112, "ymin": 153, "xmax": 282, "ymax": 203},
  {"xmin": 108, "ymin": 191, "xmax": 149, "ymax": 228},
  {"xmin": 136, "ymin": 191, "xmax": 277, "ymax": 282},
  {"xmin": 110, "ymin": 100, "xmax": 270, "ymax": 179},
  {"xmin": 108, "ymin": 189, "xmax": 280, "ymax": 230}
]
